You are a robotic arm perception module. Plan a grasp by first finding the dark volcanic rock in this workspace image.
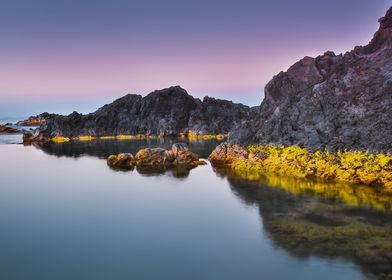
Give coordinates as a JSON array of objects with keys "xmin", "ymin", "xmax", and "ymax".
[
  {"xmin": 230, "ymin": 7, "xmax": 392, "ymax": 152},
  {"xmin": 188, "ymin": 97, "xmax": 254, "ymax": 135},
  {"xmin": 33, "ymin": 86, "xmax": 252, "ymax": 139}
]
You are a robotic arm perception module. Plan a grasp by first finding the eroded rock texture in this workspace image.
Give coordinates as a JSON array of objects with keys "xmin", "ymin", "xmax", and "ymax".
[
  {"xmin": 33, "ymin": 86, "xmax": 253, "ymax": 139},
  {"xmin": 230, "ymin": 7, "xmax": 392, "ymax": 152}
]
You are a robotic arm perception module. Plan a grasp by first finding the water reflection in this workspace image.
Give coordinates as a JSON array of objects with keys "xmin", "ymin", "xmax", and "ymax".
[
  {"xmin": 22, "ymin": 139, "xmax": 392, "ymax": 277},
  {"xmin": 213, "ymin": 165, "xmax": 392, "ymax": 279},
  {"xmin": 29, "ymin": 138, "xmax": 220, "ymax": 159}
]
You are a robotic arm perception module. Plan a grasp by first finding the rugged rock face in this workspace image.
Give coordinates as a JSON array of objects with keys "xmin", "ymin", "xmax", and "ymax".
[
  {"xmin": 188, "ymin": 97, "xmax": 254, "ymax": 135},
  {"xmin": 230, "ymin": 7, "xmax": 392, "ymax": 152},
  {"xmin": 33, "ymin": 86, "xmax": 253, "ymax": 140}
]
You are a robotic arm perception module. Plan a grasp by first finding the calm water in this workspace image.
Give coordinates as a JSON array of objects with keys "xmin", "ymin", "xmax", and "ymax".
[{"xmin": 0, "ymin": 138, "xmax": 391, "ymax": 280}]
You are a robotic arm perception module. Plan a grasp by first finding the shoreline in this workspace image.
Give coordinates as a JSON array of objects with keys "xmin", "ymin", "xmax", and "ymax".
[{"xmin": 209, "ymin": 143, "xmax": 392, "ymax": 192}]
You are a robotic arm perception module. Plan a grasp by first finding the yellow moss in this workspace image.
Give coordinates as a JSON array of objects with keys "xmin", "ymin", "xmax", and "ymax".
[
  {"xmin": 116, "ymin": 135, "xmax": 136, "ymax": 140},
  {"xmin": 225, "ymin": 145, "xmax": 392, "ymax": 191},
  {"xmin": 187, "ymin": 131, "xmax": 227, "ymax": 140},
  {"xmin": 51, "ymin": 136, "xmax": 70, "ymax": 143},
  {"xmin": 77, "ymin": 135, "xmax": 96, "ymax": 141}
]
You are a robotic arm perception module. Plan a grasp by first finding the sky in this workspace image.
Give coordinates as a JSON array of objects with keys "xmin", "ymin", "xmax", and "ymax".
[{"xmin": 0, "ymin": 0, "xmax": 391, "ymax": 117}]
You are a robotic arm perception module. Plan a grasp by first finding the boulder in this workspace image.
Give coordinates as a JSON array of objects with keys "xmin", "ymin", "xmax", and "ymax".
[
  {"xmin": 107, "ymin": 153, "xmax": 135, "ymax": 169},
  {"xmin": 135, "ymin": 148, "xmax": 175, "ymax": 168},
  {"xmin": 208, "ymin": 143, "xmax": 248, "ymax": 164}
]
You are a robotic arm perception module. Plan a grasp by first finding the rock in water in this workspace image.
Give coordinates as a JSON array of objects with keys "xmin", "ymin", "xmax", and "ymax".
[
  {"xmin": 108, "ymin": 143, "xmax": 206, "ymax": 172},
  {"xmin": 230, "ymin": 7, "xmax": 392, "ymax": 152},
  {"xmin": 135, "ymin": 148, "xmax": 176, "ymax": 168},
  {"xmin": 208, "ymin": 143, "xmax": 249, "ymax": 164},
  {"xmin": 0, "ymin": 125, "xmax": 19, "ymax": 133},
  {"xmin": 107, "ymin": 154, "xmax": 135, "ymax": 169}
]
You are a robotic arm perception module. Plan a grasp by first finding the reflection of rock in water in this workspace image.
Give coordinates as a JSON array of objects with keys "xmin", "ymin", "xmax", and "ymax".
[
  {"xmin": 29, "ymin": 138, "xmax": 221, "ymax": 159},
  {"xmin": 213, "ymin": 166, "xmax": 392, "ymax": 278}
]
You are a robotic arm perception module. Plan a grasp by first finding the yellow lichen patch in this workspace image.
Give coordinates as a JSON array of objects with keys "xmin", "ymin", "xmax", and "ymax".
[
  {"xmin": 187, "ymin": 131, "xmax": 227, "ymax": 140},
  {"xmin": 116, "ymin": 135, "xmax": 136, "ymax": 140},
  {"xmin": 51, "ymin": 136, "xmax": 70, "ymax": 143},
  {"xmin": 224, "ymin": 145, "xmax": 392, "ymax": 191},
  {"xmin": 77, "ymin": 136, "xmax": 96, "ymax": 141}
]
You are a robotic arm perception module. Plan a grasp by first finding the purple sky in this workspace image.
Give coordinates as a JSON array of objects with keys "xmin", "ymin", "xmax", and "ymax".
[{"xmin": 0, "ymin": 0, "xmax": 391, "ymax": 116}]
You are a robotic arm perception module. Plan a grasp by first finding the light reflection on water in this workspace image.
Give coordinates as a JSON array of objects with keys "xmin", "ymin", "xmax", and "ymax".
[{"xmin": 0, "ymin": 140, "xmax": 390, "ymax": 280}]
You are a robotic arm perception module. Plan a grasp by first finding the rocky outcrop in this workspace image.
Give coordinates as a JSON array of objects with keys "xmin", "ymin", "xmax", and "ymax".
[
  {"xmin": 30, "ymin": 86, "xmax": 253, "ymax": 141},
  {"xmin": 230, "ymin": 7, "xmax": 392, "ymax": 152},
  {"xmin": 17, "ymin": 112, "xmax": 57, "ymax": 126},
  {"xmin": 208, "ymin": 143, "xmax": 249, "ymax": 164},
  {"xmin": 0, "ymin": 124, "xmax": 19, "ymax": 133},
  {"xmin": 107, "ymin": 143, "xmax": 206, "ymax": 171},
  {"xmin": 107, "ymin": 153, "xmax": 135, "ymax": 169},
  {"xmin": 188, "ymin": 97, "xmax": 254, "ymax": 135}
]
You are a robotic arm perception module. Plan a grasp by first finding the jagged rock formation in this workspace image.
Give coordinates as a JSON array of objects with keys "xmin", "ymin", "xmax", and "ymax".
[
  {"xmin": 30, "ymin": 86, "xmax": 253, "ymax": 140},
  {"xmin": 17, "ymin": 112, "xmax": 57, "ymax": 126},
  {"xmin": 230, "ymin": 7, "xmax": 392, "ymax": 152}
]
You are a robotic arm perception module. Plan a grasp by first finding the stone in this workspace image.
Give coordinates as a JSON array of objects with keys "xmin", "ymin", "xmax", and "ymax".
[
  {"xmin": 208, "ymin": 143, "xmax": 248, "ymax": 164},
  {"xmin": 107, "ymin": 153, "xmax": 135, "ymax": 169}
]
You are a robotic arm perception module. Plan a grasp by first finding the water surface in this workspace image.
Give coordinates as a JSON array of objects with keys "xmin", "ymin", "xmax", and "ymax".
[{"xmin": 0, "ymin": 139, "xmax": 391, "ymax": 280}]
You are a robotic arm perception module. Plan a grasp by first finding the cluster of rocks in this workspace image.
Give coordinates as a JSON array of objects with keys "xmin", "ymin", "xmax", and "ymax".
[
  {"xmin": 107, "ymin": 143, "xmax": 206, "ymax": 171},
  {"xmin": 229, "ymin": 7, "xmax": 392, "ymax": 153},
  {"xmin": 27, "ymin": 86, "xmax": 254, "ymax": 141}
]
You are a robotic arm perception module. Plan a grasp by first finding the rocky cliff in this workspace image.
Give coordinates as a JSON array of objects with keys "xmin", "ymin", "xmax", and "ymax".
[
  {"xmin": 230, "ymin": 7, "xmax": 392, "ymax": 152},
  {"xmin": 32, "ymin": 86, "xmax": 253, "ymax": 139}
]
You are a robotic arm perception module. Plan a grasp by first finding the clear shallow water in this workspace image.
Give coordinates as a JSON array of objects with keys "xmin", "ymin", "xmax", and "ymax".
[{"xmin": 0, "ymin": 140, "xmax": 391, "ymax": 280}]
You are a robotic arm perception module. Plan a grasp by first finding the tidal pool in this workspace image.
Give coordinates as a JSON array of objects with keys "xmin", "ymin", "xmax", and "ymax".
[{"xmin": 0, "ymin": 138, "xmax": 390, "ymax": 280}]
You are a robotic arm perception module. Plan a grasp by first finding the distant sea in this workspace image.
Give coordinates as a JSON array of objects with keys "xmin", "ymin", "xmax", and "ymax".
[{"xmin": 0, "ymin": 116, "xmax": 26, "ymax": 125}]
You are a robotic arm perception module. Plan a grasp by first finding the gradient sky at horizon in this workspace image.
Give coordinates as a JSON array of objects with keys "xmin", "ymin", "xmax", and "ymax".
[{"xmin": 1, "ymin": 0, "xmax": 391, "ymax": 117}]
